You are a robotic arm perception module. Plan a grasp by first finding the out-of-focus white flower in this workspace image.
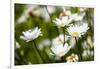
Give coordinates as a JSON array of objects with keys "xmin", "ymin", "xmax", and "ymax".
[
  {"xmin": 20, "ymin": 27, "xmax": 42, "ymax": 42},
  {"xmin": 90, "ymin": 51, "xmax": 94, "ymax": 56},
  {"xmin": 82, "ymin": 37, "xmax": 93, "ymax": 49},
  {"xmin": 17, "ymin": 14, "xmax": 29, "ymax": 23},
  {"xmin": 46, "ymin": 6, "xmax": 56, "ymax": 14},
  {"xmin": 70, "ymin": 13, "xmax": 85, "ymax": 21},
  {"xmin": 51, "ymin": 43, "xmax": 71, "ymax": 57},
  {"xmin": 15, "ymin": 41, "xmax": 21, "ymax": 49},
  {"xmin": 82, "ymin": 49, "xmax": 94, "ymax": 59},
  {"xmin": 38, "ymin": 44, "xmax": 44, "ymax": 51},
  {"xmin": 66, "ymin": 53, "xmax": 79, "ymax": 62},
  {"xmin": 78, "ymin": 8, "xmax": 87, "ymax": 12},
  {"xmin": 25, "ymin": 5, "xmax": 42, "ymax": 16},
  {"xmin": 87, "ymin": 36, "xmax": 93, "ymax": 48},
  {"xmin": 38, "ymin": 39, "xmax": 51, "ymax": 51},
  {"xmin": 41, "ymin": 6, "xmax": 56, "ymax": 22},
  {"xmin": 59, "ymin": 7, "xmax": 85, "ymax": 22},
  {"xmin": 18, "ymin": 5, "xmax": 56, "ymax": 23},
  {"xmin": 18, "ymin": 5, "xmax": 50, "ymax": 23},
  {"xmin": 53, "ymin": 16, "xmax": 72, "ymax": 28},
  {"xmin": 17, "ymin": 5, "xmax": 40, "ymax": 23},
  {"xmin": 41, "ymin": 8, "xmax": 50, "ymax": 22},
  {"xmin": 82, "ymin": 50, "xmax": 87, "ymax": 58},
  {"xmin": 82, "ymin": 41, "xmax": 88, "ymax": 49},
  {"xmin": 60, "ymin": 8, "xmax": 71, "ymax": 17},
  {"xmin": 42, "ymin": 39, "xmax": 51, "ymax": 46},
  {"xmin": 51, "ymin": 35, "xmax": 71, "ymax": 57},
  {"xmin": 67, "ymin": 23, "xmax": 89, "ymax": 37}
]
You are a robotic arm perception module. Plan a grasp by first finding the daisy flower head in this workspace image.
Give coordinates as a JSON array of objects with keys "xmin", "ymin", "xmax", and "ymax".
[
  {"xmin": 51, "ymin": 42, "xmax": 72, "ymax": 57},
  {"xmin": 53, "ymin": 16, "xmax": 72, "ymax": 28},
  {"xmin": 51, "ymin": 35, "xmax": 72, "ymax": 57},
  {"xmin": 66, "ymin": 53, "xmax": 79, "ymax": 62},
  {"xmin": 67, "ymin": 23, "xmax": 89, "ymax": 37},
  {"xmin": 20, "ymin": 27, "xmax": 42, "ymax": 42}
]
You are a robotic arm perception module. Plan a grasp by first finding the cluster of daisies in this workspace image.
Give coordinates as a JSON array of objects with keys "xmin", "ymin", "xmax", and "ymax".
[{"xmin": 20, "ymin": 7, "xmax": 89, "ymax": 62}]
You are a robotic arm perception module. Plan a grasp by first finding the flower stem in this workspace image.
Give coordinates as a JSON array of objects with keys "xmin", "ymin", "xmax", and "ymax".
[
  {"xmin": 45, "ymin": 5, "xmax": 52, "ymax": 22},
  {"xmin": 44, "ymin": 49, "xmax": 53, "ymax": 63},
  {"xmin": 75, "ymin": 37, "xmax": 82, "ymax": 61},
  {"xmin": 45, "ymin": 5, "xmax": 60, "ymax": 35},
  {"xmin": 33, "ymin": 40, "xmax": 45, "ymax": 62}
]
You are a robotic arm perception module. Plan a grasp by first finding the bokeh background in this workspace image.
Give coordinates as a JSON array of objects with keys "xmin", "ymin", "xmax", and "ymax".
[{"xmin": 15, "ymin": 4, "xmax": 94, "ymax": 65}]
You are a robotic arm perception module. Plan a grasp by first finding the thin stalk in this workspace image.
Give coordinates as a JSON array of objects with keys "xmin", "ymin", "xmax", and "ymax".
[
  {"xmin": 45, "ymin": 5, "xmax": 60, "ymax": 35},
  {"xmin": 75, "ymin": 37, "xmax": 82, "ymax": 61},
  {"xmin": 33, "ymin": 40, "xmax": 45, "ymax": 62},
  {"xmin": 45, "ymin": 5, "xmax": 52, "ymax": 23},
  {"xmin": 44, "ymin": 48, "xmax": 53, "ymax": 63}
]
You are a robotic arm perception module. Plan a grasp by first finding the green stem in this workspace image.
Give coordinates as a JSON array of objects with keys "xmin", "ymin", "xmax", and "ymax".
[
  {"xmin": 45, "ymin": 5, "xmax": 52, "ymax": 23},
  {"xmin": 44, "ymin": 48, "xmax": 53, "ymax": 63},
  {"xmin": 45, "ymin": 5, "xmax": 60, "ymax": 35},
  {"xmin": 75, "ymin": 37, "xmax": 82, "ymax": 61},
  {"xmin": 33, "ymin": 40, "xmax": 45, "ymax": 62},
  {"xmin": 63, "ymin": 27, "xmax": 65, "ymax": 46}
]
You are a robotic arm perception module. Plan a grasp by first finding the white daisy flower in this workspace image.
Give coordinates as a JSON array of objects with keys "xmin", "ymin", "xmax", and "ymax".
[
  {"xmin": 20, "ymin": 27, "xmax": 42, "ymax": 42},
  {"xmin": 70, "ymin": 13, "xmax": 85, "ymax": 21},
  {"xmin": 51, "ymin": 43, "xmax": 71, "ymax": 57},
  {"xmin": 51, "ymin": 35, "xmax": 72, "ymax": 57},
  {"xmin": 53, "ymin": 16, "xmax": 72, "ymax": 28},
  {"xmin": 67, "ymin": 23, "xmax": 89, "ymax": 37},
  {"xmin": 53, "ymin": 8, "xmax": 73, "ymax": 28},
  {"xmin": 66, "ymin": 53, "xmax": 79, "ymax": 62}
]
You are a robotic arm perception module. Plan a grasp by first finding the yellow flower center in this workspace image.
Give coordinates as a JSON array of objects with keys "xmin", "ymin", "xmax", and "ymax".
[{"xmin": 72, "ymin": 32, "xmax": 79, "ymax": 37}]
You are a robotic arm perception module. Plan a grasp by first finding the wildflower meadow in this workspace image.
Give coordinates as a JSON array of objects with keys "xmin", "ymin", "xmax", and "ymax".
[{"xmin": 15, "ymin": 4, "xmax": 94, "ymax": 65}]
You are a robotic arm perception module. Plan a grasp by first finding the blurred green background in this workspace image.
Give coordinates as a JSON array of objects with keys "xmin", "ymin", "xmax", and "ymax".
[{"xmin": 15, "ymin": 4, "xmax": 94, "ymax": 65}]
